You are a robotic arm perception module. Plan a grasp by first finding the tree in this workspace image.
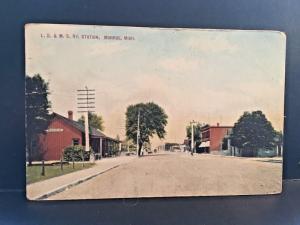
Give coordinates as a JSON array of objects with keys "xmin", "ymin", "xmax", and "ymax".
[
  {"xmin": 25, "ymin": 74, "xmax": 51, "ymax": 165},
  {"xmin": 186, "ymin": 122, "xmax": 202, "ymax": 141},
  {"xmin": 78, "ymin": 112, "xmax": 104, "ymax": 131},
  {"xmin": 125, "ymin": 102, "xmax": 168, "ymax": 156},
  {"xmin": 274, "ymin": 131, "xmax": 283, "ymax": 156},
  {"xmin": 186, "ymin": 122, "xmax": 202, "ymax": 151},
  {"xmin": 231, "ymin": 110, "xmax": 277, "ymax": 157}
]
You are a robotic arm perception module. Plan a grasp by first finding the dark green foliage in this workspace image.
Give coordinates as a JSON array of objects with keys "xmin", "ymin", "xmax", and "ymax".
[
  {"xmin": 63, "ymin": 145, "xmax": 92, "ymax": 161},
  {"xmin": 222, "ymin": 136, "xmax": 229, "ymax": 150},
  {"xmin": 111, "ymin": 146, "xmax": 120, "ymax": 156},
  {"xmin": 78, "ymin": 112, "xmax": 104, "ymax": 131},
  {"xmin": 126, "ymin": 102, "xmax": 168, "ymax": 156},
  {"xmin": 274, "ymin": 130, "xmax": 283, "ymax": 156},
  {"xmin": 186, "ymin": 122, "xmax": 203, "ymax": 151},
  {"xmin": 25, "ymin": 74, "xmax": 51, "ymax": 164},
  {"xmin": 186, "ymin": 123, "xmax": 202, "ymax": 142},
  {"xmin": 231, "ymin": 111, "xmax": 277, "ymax": 156}
]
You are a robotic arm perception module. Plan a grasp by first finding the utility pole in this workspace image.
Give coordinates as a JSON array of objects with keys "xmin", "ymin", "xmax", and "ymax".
[
  {"xmin": 137, "ymin": 109, "xmax": 140, "ymax": 157},
  {"xmin": 190, "ymin": 120, "xmax": 196, "ymax": 156},
  {"xmin": 77, "ymin": 87, "xmax": 95, "ymax": 160}
]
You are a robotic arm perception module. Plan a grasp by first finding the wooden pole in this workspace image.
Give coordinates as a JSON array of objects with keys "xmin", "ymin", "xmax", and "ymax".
[
  {"xmin": 60, "ymin": 157, "xmax": 63, "ymax": 171},
  {"xmin": 41, "ymin": 160, "xmax": 45, "ymax": 176}
]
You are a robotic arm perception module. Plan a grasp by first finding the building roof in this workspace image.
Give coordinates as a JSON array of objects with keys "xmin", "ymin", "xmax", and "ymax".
[
  {"xmin": 52, "ymin": 113, "xmax": 119, "ymax": 142},
  {"xmin": 201, "ymin": 124, "xmax": 233, "ymax": 130},
  {"xmin": 209, "ymin": 126, "xmax": 233, "ymax": 128}
]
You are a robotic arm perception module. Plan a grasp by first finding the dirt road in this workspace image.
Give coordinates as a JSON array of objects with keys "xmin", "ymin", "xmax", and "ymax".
[{"xmin": 48, "ymin": 152, "xmax": 282, "ymax": 200}]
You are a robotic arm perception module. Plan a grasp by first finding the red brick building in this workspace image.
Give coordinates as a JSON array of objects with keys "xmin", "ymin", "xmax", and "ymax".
[
  {"xmin": 199, "ymin": 123, "xmax": 233, "ymax": 153},
  {"xmin": 39, "ymin": 111, "xmax": 120, "ymax": 161}
]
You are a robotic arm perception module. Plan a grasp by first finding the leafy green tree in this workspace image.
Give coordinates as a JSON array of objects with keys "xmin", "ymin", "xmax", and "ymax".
[
  {"xmin": 78, "ymin": 112, "xmax": 104, "ymax": 131},
  {"xmin": 186, "ymin": 122, "xmax": 202, "ymax": 150},
  {"xmin": 25, "ymin": 74, "xmax": 51, "ymax": 165},
  {"xmin": 186, "ymin": 122, "xmax": 202, "ymax": 142},
  {"xmin": 221, "ymin": 136, "xmax": 229, "ymax": 150},
  {"xmin": 231, "ymin": 110, "xmax": 277, "ymax": 156},
  {"xmin": 274, "ymin": 131, "xmax": 283, "ymax": 156},
  {"xmin": 126, "ymin": 102, "xmax": 168, "ymax": 156}
]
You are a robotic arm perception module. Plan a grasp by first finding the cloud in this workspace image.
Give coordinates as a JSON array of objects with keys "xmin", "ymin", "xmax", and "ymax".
[
  {"xmin": 186, "ymin": 36, "xmax": 238, "ymax": 54},
  {"xmin": 88, "ymin": 42, "xmax": 129, "ymax": 56},
  {"xmin": 26, "ymin": 24, "xmax": 285, "ymax": 145},
  {"xmin": 159, "ymin": 57, "xmax": 201, "ymax": 74}
]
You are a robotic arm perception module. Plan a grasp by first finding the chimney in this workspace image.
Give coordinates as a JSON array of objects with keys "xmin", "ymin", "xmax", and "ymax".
[
  {"xmin": 217, "ymin": 122, "xmax": 219, "ymax": 127},
  {"xmin": 68, "ymin": 110, "xmax": 73, "ymax": 120}
]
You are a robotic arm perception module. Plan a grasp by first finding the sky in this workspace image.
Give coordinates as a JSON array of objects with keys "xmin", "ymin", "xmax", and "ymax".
[{"xmin": 25, "ymin": 24, "xmax": 286, "ymax": 147}]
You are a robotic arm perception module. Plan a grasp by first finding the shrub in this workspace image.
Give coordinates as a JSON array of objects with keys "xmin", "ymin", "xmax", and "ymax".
[
  {"xmin": 257, "ymin": 148, "xmax": 277, "ymax": 157},
  {"xmin": 63, "ymin": 145, "xmax": 93, "ymax": 161},
  {"xmin": 240, "ymin": 148, "xmax": 256, "ymax": 157}
]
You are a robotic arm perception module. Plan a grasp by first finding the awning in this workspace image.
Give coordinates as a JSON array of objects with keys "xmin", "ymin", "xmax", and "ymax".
[{"xmin": 199, "ymin": 141, "xmax": 210, "ymax": 148}]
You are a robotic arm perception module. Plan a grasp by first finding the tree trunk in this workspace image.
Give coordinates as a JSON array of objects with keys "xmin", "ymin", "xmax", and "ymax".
[
  {"xmin": 278, "ymin": 145, "xmax": 282, "ymax": 157},
  {"xmin": 138, "ymin": 142, "xmax": 143, "ymax": 157}
]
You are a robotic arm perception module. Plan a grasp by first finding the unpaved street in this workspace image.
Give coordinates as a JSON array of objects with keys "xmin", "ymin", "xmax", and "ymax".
[{"xmin": 48, "ymin": 152, "xmax": 282, "ymax": 200}]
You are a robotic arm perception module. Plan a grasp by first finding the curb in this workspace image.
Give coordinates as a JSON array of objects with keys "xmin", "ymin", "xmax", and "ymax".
[{"xmin": 33, "ymin": 165, "xmax": 120, "ymax": 200}]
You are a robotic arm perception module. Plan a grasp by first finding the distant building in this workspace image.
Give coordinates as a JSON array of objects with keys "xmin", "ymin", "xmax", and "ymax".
[
  {"xmin": 39, "ymin": 111, "xmax": 120, "ymax": 161},
  {"xmin": 199, "ymin": 123, "xmax": 233, "ymax": 153},
  {"xmin": 164, "ymin": 142, "xmax": 181, "ymax": 151},
  {"xmin": 182, "ymin": 139, "xmax": 190, "ymax": 152}
]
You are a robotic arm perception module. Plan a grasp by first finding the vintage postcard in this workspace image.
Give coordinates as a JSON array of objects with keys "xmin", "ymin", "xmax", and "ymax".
[{"xmin": 25, "ymin": 24, "xmax": 285, "ymax": 200}]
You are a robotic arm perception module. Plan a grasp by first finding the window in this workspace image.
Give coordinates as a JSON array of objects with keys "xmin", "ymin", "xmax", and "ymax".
[{"xmin": 72, "ymin": 138, "xmax": 79, "ymax": 146}]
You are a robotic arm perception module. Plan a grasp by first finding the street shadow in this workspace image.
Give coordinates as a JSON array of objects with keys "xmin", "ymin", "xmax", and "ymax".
[
  {"xmin": 140, "ymin": 153, "xmax": 170, "ymax": 158},
  {"xmin": 255, "ymin": 159, "xmax": 282, "ymax": 164}
]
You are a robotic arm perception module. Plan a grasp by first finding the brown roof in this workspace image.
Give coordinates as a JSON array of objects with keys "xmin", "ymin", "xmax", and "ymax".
[
  {"xmin": 52, "ymin": 113, "xmax": 119, "ymax": 142},
  {"xmin": 201, "ymin": 124, "xmax": 233, "ymax": 130},
  {"xmin": 209, "ymin": 126, "xmax": 233, "ymax": 128}
]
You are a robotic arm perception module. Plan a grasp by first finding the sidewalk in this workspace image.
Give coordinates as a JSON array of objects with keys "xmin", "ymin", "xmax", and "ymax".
[
  {"xmin": 186, "ymin": 152, "xmax": 283, "ymax": 161},
  {"xmin": 27, "ymin": 156, "xmax": 135, "ymax": 200}
]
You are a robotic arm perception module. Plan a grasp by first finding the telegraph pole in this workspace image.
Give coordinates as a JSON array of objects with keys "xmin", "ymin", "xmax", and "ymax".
[
  {"xmin": 77, "ymin": 87, "xmax": 95, "ymax": 155},
  {"xmin": 137, "ymin": 109, "xmax": 140, "ymax": 157},
  {"xmin": 190, "ymin": 120, "xmax": 196, "ymax": 156}
]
